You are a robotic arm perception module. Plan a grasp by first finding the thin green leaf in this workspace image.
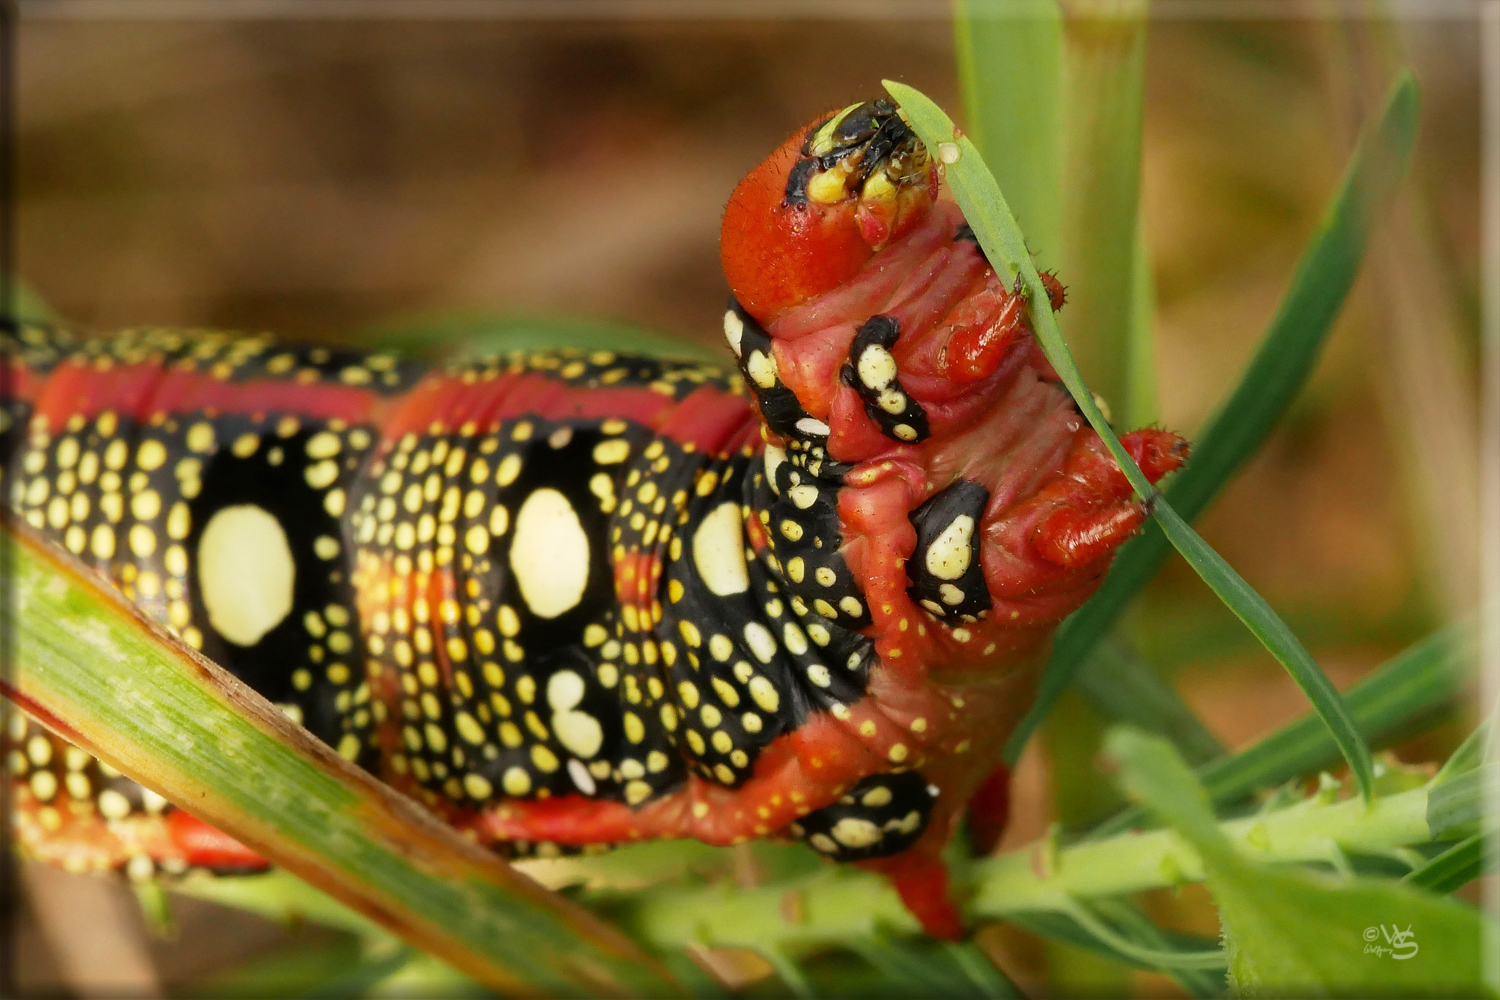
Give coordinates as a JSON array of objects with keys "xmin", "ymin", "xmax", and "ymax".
[
  {"xmin": 1059, "ymin": 899, "xmax": 1226, "ymax": 970},
  {"xmin": 1427, "ymin": 763, "xmax": 1496, "ymax": 837},
  {"xmin": 1005, "ymin": 908, "xmax": 1222, "ymax": 975},
  {"xmin": 1092, "ymin": 623, "xmax": 1474, "ymax": 838},
  {"xmin": 4, "ymin": 518, "xmax": 681, "ymax": 998},
  {"xmin": 954, "ymin": 0, "xmax": 1063, "ymax": 270},
  {"xmin": 1055, "ymin": 0, "xmax": 1149, "ymax": 412},
  {"xmin": 1090, "ymin": 898, "xmax": 1227, "ymax": 998},
  {"xmin": 1404, "ymin": 831, "xmax": 1495, "ymax": 893},
  {"xmin": 1433, "ymin": 712, "xmax": 1495, "ymax": 785},
  {"xmin": 846, "ymin": 936, "xmax": 1015, "ymax": 999},
  {"xmin": 1074, "ymin": 640, "xmax": 1224, "ymax": 766},
  {"xmin": 1152, "ymin": 502, "xmax": 1375, "ymax": 799},
  {"xmin": 944, "ymin": 940, "xmax": 1027, "ymax": 999},
  {"xmin": 884, "ymin": 79, "xmax": 1375, "ymax": 801},
  {"xmin": 1014, "ymin": 72, "xmax": 1421, "ymax": 760}
]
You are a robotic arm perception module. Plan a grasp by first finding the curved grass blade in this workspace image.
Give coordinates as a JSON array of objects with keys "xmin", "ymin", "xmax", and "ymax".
[
  {"xmin": 4, "ymin": 516, "xmax": 681, "ymax": 998},
  {"xmin": 884, "ymin": 80, "xmax": 1376, "ymax": 801},
  {"xmin": 954, "ymin": 0, "xmax": 1063, "ymax": 271},
  {"xmin": 1091, "ymin": 622, "xmax": 1473, "ymax": 838},
  {"xmin": 1405, "ymin": 830, "xmax": 1495, "ymax": 893},
  {"xmin": 1014, "ymin": 73, "xmax": 1421, "ymax": 762},
  {"xmin": 1074, "ymin": 640, "xmax": 1224, "ymax": 766}
]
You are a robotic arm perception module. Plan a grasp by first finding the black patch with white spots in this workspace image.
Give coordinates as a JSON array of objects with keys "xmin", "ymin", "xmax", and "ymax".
[
  {"xmin": 184, "ymin": 417, "xmax": 376, "ymax": 757},
  {"xmin": 653, "ymin": 450, "xmax": 875, "ymax": 790},
  {"xmin": 754, "ymin": 444, "xmax": 873, "ymax": 633},
  {"xmin": 906, "ymin": 478, "xmax": 992, "ymax": 623},
  {"xmin": 842, "ymin": 315, "xmax": 929, "ymax": 445},
  {"xmin": 350, "ymin": 417, "xmax": 675, "ymax": 807},
  {"xmin": 792, "ymin": 771, "xmax": 937, "ymax": 861},
  {"xmin": 726, "ymin": 299, "xmax": 826, "ymax": 444}
]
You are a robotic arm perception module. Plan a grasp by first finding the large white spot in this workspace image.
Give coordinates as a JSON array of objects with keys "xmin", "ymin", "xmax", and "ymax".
[
  {"xmin": 743, "ymin": 622, "xmax": 778, "ymax": 663},
  {"xmin": 546, "ymin": 671, "xmax": 604, "ymax": 758},
  {"xmin": 763, "ymin": 444, "xmax": 787, "ymax": 493},
  {"xmin": 510, "ymin": 488, "xmax": 590, "ymax": 618},
  {"xmin": 795, "ymin": 416, "xmax": 831, "ymax": 437},
  {"xmin": 197, "ymin": 504, "xmax": 296, "ymax": 646},
  {"xmin": 692, "ymin": 502, "xmax": 749, "ymax": 597},
  {"xmin": 723, "ymin": 310, "xmax": 744, "ymax": 356},
  {"xmin": 924, "ymin": 514, "xmax": 975, "ymax": 581},
  {"xmin": 857, "ymin": 344, "xmax": 898, "ymax": 392},
  {"xmin": 554, "ymin": 710, "xmax": 604, "ymax": 759}
]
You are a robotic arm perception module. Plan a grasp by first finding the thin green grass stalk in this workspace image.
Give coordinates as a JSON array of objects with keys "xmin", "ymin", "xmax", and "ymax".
[
  {"xmin": 623, "ymin": 764, "xmax": 1454, "ymax": 959},
  {"xmin": 885, "ymin": 79, "xmax": 1376, "ymax": 801},
  {"xmin": 4, "ymin": 517, "xmax": 681, "ymax": 998},
  {"xmin": 1074, "ymin": 640, "xmax": 1224, "ymax": 766},
  {"xmin": 1012, "ymin": 73, "xmax": 1422, "ymax": 763},
  {"xmin": 954, "ymin": 0, "xmax": 1064, "ymax": 271},
  {"xmin": 1405, "ymin": 830, "xmax": 1494, "ymax": 892},
  {"xmin": 1055, "ymin": 0, "xmax": 1150, "ymax": 413},
  {"xmin": 1124, "ymin": 218, "xmax": 1159, "ymax": 428}
]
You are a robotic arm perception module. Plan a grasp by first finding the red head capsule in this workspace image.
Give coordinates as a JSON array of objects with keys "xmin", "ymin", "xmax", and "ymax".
[{"xmin": 721, "ymin": 100, "xmax": 940, "ymax": 324}]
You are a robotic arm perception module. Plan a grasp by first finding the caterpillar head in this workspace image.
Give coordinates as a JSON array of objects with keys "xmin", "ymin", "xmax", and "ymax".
[
  {"xmin": 721, "ymin": 99, "xmax": 939, "ymax": 323},
  {"xmin": 720, "ymin": 99, "xmax": 1188, "ymax": 684}
]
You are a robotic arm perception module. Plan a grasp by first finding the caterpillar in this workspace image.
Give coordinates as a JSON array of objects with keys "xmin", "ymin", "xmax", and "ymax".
[{"xmin": 3, "ymin": 98, "xmax": 1185, "ymax": 938}]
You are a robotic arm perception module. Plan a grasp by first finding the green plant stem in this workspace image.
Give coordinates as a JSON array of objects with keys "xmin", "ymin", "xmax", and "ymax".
[
  {"xmin": 1056, "ymin": 0, "xmax": 1149, "ymax": 413},
  {"xmin": 955, "ymin": 0, "xmax": 1064, "ymax": 270},
  {"xmin": 625, "ymin": 778, "xmax": 1448, "ymax": 955}
]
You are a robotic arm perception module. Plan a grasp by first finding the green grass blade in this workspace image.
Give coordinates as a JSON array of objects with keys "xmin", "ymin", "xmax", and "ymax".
[
  {"xmin": 1055, "ymin": 0, "xmax": 1149, "ymax": 412},
  {"xmin": 4, "ymin": 518, "xmax": 681, "ymax": 997},
  {"xmin": 954, "ymin": 0, "xmax": 1063, "ymax": 270},
  {"xmin": 1075, "ymin": 641, "xmax": 1224, "ymax": 766},
  {"xmin": 1150, "ymin": 503, "xmax": 1375, "ymax": 798},
  {"xmin": 1123, "ymin": 217, "xmax": 1159, "ymax": 428},
  {"xmin": 1404, "ymin": 831, "xmax": 1494, "ymax": 892},
  {"xmin": 1427, "ymin": 763, "xmax": 1496, "ymax": 836},
  {"xmin": 1433, "ymin": 712, "xmax": 1495, "ymax": 785},
  {"xmin": 885, "ymin": 79, "xmax": 1376, "ymax": 801},
  {"xmin": 1091, "ymin": 621, "xmax": 1473, "ymax": 839},
  {"xmin": 1016, "ymin": 72, "xmax": 1421, "ymax": 760}
]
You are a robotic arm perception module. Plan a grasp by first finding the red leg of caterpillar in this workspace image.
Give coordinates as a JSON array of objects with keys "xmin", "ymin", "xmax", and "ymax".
[
  {"xmin": 874, "ymin": 852, "xmax": 966, "ymax": 940},
  {"xmin": 166, "ymin": 811, "xmax": 268, "ymax": 871},
  {"xmin": 1031, "ymin": 429, "xmax": 1188, "ymax": 568},
  {"xmin": 965, "ymin": 763, "xmax": 1011, "ymax": 856},
  {"xmin": 1034, "ymin": 503, "xmax": 1147, "ymax": 568}
]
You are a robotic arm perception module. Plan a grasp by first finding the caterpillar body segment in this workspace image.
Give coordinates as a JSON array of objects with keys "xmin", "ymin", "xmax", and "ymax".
[{"xmin": 4, "ymin": 98, "xmax": 1187, "ymax": 937}]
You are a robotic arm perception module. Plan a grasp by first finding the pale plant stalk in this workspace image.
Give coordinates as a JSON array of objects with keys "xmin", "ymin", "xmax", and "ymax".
[{"xmin": 1057, "ymin": 0, "xmax": 1150, "ymax": 414}]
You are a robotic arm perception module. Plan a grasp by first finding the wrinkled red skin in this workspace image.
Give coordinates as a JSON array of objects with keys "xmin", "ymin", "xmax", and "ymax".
[{"xmin": 721, "ymin": 113, "xmax": 1187, "ymax": 938}]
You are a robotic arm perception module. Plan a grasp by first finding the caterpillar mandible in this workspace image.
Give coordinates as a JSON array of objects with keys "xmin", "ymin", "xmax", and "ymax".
[{"xmin": 3, "ymin": 97, "xmax": 1186, "ymax": 938}]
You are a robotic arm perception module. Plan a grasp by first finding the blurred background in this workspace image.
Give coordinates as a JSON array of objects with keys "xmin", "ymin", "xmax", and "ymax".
[{"xmin": 8, "ymin": 7, "xmax": 1485, "ymax": 997}]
